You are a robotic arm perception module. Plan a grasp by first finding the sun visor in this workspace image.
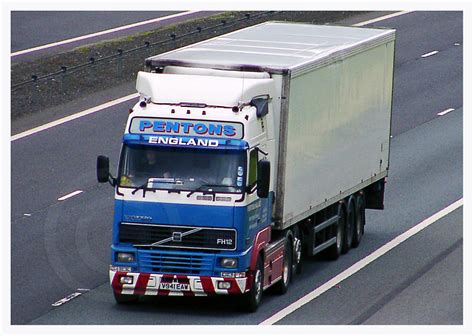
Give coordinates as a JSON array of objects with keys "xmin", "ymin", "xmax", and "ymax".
[{"xmin": 136, "ymin": 71, "xmax": 274, "ymax": 107}]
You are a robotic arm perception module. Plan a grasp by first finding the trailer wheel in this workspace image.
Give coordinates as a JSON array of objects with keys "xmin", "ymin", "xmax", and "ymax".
[
  {"xmin": 352, "ymin": 193, "xmax": 365, "ymax": 248},
  {"xmin": 292, "ymin": 225, "xmax": 303, "ymax": 275},
  {"xmin": 326, "ymin": 204, "xmax": 344, "ymax": 260},
  {"xmin": 113, "ymin": 291, "xmax": 139, "ymax": 304},
  {"xmin": 241, "ymin": 256, "xmax": 264, "ymax": 312},
  {"xmin": 342, "ymin": 197, "xmax": 355, "ymax": 254}
]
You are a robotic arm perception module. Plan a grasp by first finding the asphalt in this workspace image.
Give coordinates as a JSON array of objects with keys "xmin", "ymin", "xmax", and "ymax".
[
  {"xmin": 11, "ymin": 11, "xmax": 180, "ymax": 52},
  {"xmin": 10, "ymin": 11, "xmax": 464, "ymax": 325},
  {"xmin": 10, "ymin": 11, "xmax": 218, "ymax": 61},
  {"xmin": 277, "ymin": 208, "xmax": 463, "ymax": 325}
]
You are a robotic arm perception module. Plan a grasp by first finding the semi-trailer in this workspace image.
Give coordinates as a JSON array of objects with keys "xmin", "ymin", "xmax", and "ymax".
[{"xmin": 97, "ymin": 21, "xmax": 395, "ymax": 311}]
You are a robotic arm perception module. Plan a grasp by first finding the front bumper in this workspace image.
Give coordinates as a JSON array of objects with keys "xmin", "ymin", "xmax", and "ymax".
[{"xmin": 110, "ymin": 270, "xmax": 250, "ymax": 296}]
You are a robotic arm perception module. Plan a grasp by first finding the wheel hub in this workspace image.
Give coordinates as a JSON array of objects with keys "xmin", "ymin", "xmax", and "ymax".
[
  {"xmin": 255, "ymin": 269, "xmax": 262, "ymax": 300},
  {"xmin": 282, "ymin": 255, "xmax": 289, "ymax": 284},
  {"xmin": 336, "ymin": 222, "xmax": 342, "ymax": 248},
  {"xmin": 294, "ymin": 237, "xmax": 302, "ymax": 265}
]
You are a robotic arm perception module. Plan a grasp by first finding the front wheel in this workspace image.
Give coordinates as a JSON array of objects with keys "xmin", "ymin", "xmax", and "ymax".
[
  {"xmin": 241, "ymin": 257, "xmax": 264, "ymax": 312},
  {"xmin": 292, "ymin": 226, "xmax": 303, "ymax": 275}
]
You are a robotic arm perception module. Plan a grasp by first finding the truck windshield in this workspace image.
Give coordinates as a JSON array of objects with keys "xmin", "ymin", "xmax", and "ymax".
[{"xmin": 118, "ymin": 144, "xmax": 246, "ymax": 194}]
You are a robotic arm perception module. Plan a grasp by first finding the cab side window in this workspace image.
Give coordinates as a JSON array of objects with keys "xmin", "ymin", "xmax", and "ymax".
[{"xmin": 248, "ymin": 149, "xmax": 258, "ymax": 186}]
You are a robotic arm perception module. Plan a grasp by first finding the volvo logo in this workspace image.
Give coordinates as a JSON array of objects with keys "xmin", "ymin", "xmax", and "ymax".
[
  {"xmin": 149, "ymin": 228, "xmax": 202, "ymax": 246},
  {"xmin": 171, "ymin": 232, "xmax": 182, "ymax": 242}
]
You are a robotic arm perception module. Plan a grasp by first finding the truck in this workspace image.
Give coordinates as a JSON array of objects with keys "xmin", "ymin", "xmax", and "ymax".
[{"xmin": 97, "ymin": 21, "xmax": 395, "ymax": 312}]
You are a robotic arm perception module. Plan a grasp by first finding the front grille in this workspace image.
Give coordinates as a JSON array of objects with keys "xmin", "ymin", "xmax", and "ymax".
[
  {"xmin": 138, "ymin": 249, "xmax": 214, "ymax": 275},
  {"xmin": 119, "ymin": 223, "xmax": 236, "ymax": 251}
]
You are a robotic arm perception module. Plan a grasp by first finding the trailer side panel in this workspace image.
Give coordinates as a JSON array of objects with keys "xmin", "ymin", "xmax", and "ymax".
[{"xmin": 279, "ymin": 41, "xmax": 395, "ymax": 229}]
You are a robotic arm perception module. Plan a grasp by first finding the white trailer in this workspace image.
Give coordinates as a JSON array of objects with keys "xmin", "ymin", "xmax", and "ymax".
[{"xmin": 275, "ymin": 25, "xmax": 394, "ymax": 230}]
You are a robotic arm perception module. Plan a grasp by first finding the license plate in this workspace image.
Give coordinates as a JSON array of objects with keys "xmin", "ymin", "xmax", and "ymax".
[{"xmin": 159, "ymin": 282, "xmax": 190, "ymax": 291}]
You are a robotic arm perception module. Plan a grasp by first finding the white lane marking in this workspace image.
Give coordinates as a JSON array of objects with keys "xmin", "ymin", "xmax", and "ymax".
[
  {"xmin": 437, "ymin": 108, "xmax": 455, "ymax": 116},
  {"xmin": 11, "ymin": 11, "xmax": 200, "ymax": 57},
  {"xmin": 260, "ymin": 198, "xmax": 463, "ymax": 325},
  {"xmin": 353, "ymin": 11, "xmax": 413, "ymax": 26},
  {"xmin": 76, "ymin": 288, "xmax": 90, "ymax": 292},
  {"xmin": 12, "ymin": 11, "xmax": 412, "ymax": 141},
  {"xmin": 51, "ymin": 292, "xmax": 82, "ymax": 307},
  {"xmin": 57, "ymin": 190, "xmax": 83, "ymax": 201},
  {"xmin": 23, "ymin": 213, "xmax": 31, "ymax": 217},
  {"xmin": 421, "ymin": 50, "xmax": 439, "ymax": 58},
  {"xmin": 11, "ymin": 93, "xmax": 139, "ymax": 141}
]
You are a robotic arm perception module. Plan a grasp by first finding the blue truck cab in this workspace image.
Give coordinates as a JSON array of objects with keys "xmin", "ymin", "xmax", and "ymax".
[{"xmin": 98, "ymin": 69, "xmax": 284, "ymax": 311}]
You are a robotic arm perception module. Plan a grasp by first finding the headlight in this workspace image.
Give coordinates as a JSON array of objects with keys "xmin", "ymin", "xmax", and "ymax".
[
  {"xmin": 117, "ymin": 252, "xmax": 135, "ymax": 263},
  {"xmin": 220, "ymin": 257, "xmax": 238, "ymax": 268},
  {"xmin": 217, "ymin": 281, "xmax": 232, "ymax": 289},
  {"xmin": 119, "ymin": 275, "xmax": 134, "ymax": 284}
]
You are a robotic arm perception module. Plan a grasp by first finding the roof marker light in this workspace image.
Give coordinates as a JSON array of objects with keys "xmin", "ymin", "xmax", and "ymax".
[{"xmin": 179, "ymin": 102, "xmax": 207, "ymax": 108}]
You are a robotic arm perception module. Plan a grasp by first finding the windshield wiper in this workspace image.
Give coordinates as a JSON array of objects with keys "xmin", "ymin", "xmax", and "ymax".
[
  {"xmin": 132, "ymin": 178, "xmax": 184, "ymax": 197},
  {"xmin": 186, "ymin": 184, "xmax": 224, "ymax": 198},
  {"xmin": 131, "ymin": 181, "xmax": 156, "ymax": 197}
]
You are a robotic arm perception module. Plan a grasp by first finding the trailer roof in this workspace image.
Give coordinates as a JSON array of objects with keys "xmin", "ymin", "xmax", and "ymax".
[{"xmin": 146, "ymin": 21, "xmax": 395, "ymax": 76}]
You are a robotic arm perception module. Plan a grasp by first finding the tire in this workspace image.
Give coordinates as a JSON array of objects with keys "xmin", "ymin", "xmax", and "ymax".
[
  {"xmin": 352, "ymin": 193, "xmax": 365, "ymax": 248},
  {"xmin": 326, "ymin": 204, "xmax": 344, "ymax": 260},
  {"xmin": 361, "ymin": 194, "xmax": 366, "ymax": 235},
  {"xmin": 113, "ymin": 291, "xmax": 139, "ymax": 304},
  {"xmin": 241, "ymin": 256, "xmax": 264, "ymax": 312},
  {"xmin": 274, "ymin": 238, "xmax": 292, "ymax": 295},
  {"xmin": 342, "ymin": 197, "xmax": 355, "ymax": 254},
  {"xmin": 292, "ymin": 225, "xmax": 303, "ymax": 275}
]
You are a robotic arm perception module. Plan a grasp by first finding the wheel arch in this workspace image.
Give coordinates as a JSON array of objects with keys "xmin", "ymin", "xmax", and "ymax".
[{"xmin": 249, "ymin": 226, "xmax": 271, "ymax": 272}]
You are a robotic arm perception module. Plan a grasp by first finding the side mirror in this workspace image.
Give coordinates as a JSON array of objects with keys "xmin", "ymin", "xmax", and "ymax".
[
  {"xmin": 250, "ymin": 97, "xmax": 269, "ymax": 118},
  {"xmin": 257, "ymin": 160, "xmax": 270, "ymax": 198},
  {"xmin": 97, "ymin": 155, "xmax": 110, "ymax": 183}
]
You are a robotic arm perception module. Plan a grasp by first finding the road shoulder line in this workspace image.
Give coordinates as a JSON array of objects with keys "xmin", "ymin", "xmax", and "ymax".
[
  {"xmin": 11, "ymin": 93, "xmax": 138, "ymax": 141},
  {"xmin": 349, "ymin": 238, "xmax": 462, "ymax": 324},
  {"xmin": 11, "ymin": 11, "xmax": 199, "ymax": 57},
  {"xmin": 353, "ymin": 11, "xmax": 413, "ymax": 26}
]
